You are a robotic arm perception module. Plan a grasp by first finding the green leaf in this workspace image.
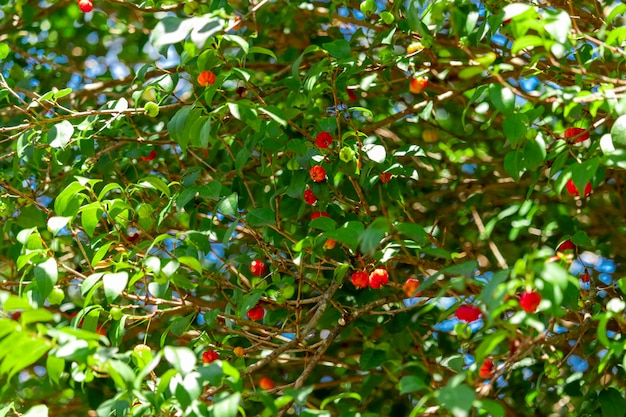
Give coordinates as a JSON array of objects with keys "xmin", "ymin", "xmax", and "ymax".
[
  {"xmin": 240, "ymin": 290, "xmax": 264, "ymax": 318},
  {"xmin": 599, "ymin": 388, "xmax": 626, "ymax": 417},
  {"xmin": 108, "ymin": 359, "xmax": 136, "ymax": 390},
  {"xmin": 6, "ymin": 337, "xmax": 51, "ymax": 380},
  {"xmin": 571, "ymin": 230, "xmax": 592, "ymax": 247},
  {"xmin": 325, "ymin": 221, "xmax": 364, "ymax": 251},
  {"xmin": 197, "ymin": 362, "xmax": 223, "ymax": 386},
  {"xmin": 474, "ymin": 52, "xmax": 496, "ymax": 66},
  {"xmin": 228, "ymin": 102, "xmax": 257, "ymax": 124},
  {"xmin": 359, "ymin": 217, "xmax": 389, "ymax": 256},
  {"xmin": 322, "ymin": 39, "xmax": 352, "ymax": 60},
  {"xmin": 334, "ymin": 263, "xmax": 350, "ymax": 282},
  {"xmin": 504, "ymin": 150, "xmax": 525, "ymax": 182},
  {"xmin": 398, "ymin": 375, "xmax": 426, "ymax": 394},
  {"xmin": 607, "ymin": 4, "xmax": 626, "ymax": 25},
  {"xmin": 474, "ymin": 332, "xmax": 507, "ymax": 364},
  {"xmin": 48, "ymin": 120, "xmax": 74, "ymax": 149},
  {"xmin": 218, "ymin": 193, "xmax": 239, "ymax": 217},
  {"xmin": 171, "ymin": 313, "xmax": 195, "ymax": 337},
  {"xmin": 178, "ymin": 256, "xmax": 203, "ymax": 274},
  {"xmin": 503, "ymin": 3, "xmax": 533, "ymax": 20},
  {"xmin": 53, "ymin": 88, "xmax": 72, "ymax": 99},
  {"xmin": 0, "ymin": 43, "xmax": 9, "ymax": 60},
  {"xmin": 540, "ymin": 263, "xmax": 569, "ymax": 290},
  {"xmin": 213, "ymin": 392, "xmax": 241, "ymax": 417},
  {"xmin": 97, "ymin": 182, "xmax": 123, "ymax": 201},
  {"xmin": 46, "ymin": 355, "xmax": 64, "ymax": 384},
  {"xmin": 3, "ymin": 294, "xmax": 34, "ymax": 311},
  {"xmin": 0, "ymin": 404, "xmax": 11, "ymax": 417},
  {"xmin": 38, "ymin": 90, "xmax": 55, "ymax": 102},
  {"xmin": 441, "ymin": 260, "xmax": 478, "ymax": 278},
  {"xmin": 91, "ymin": 242, "xmax": 113, "ymax": 266},
  {"xmin": 150, "ymin": 16, "xmax": 193, "ymax": 49},
  {"xmin": 396, "ymin": 222, "xmax": 428, "ymax": 245},
  {"xmin": 163, "ymin": 259, "xmax": 180, "ymax": 277},
  {"xmin": 543, "ymin": 9, "xmax": 571, "ymax": 44},
  {"xmin": 298, "ymin": 410, "xmax": 331, "ymax": 417},
  {"xmin": 458, "ymin": 67, "xmax": 484, "ymax": 80},
  {"xmin": 320, "ymin": 392, "xmax": 362, "ymax": 410},
  {"xmin": 189, "ymin": 16, "xmax": 222, "ymax": 49},
  {"xmin": 511, "ymin": 35, "xmax": 544, "ymax": 55},
  {"xmin": 249, "ymin": 46, "xmax": 278, "ymax": 60},
  {"xmin": 363, "ymin": 144, "xmax": 386, "ymax": 163},
  {"xmin": 103, "ymin": 272, "xmax": 129, "ymax": 303},
  {"xmin": 223, "ymin": 34, "xmax": 249, "ymax": 54},
  {"xmin": 221, "ymin": 360, "xmax": 242, "ymax": 391},
  {"xmin": 489, "ymin": 84, "xmax": 515, "ymax": 115},
  {"xmin": 611, "ymin": 115, "xmax": 626, "ymax": 146},
  {"xmin": 283, "ymin": 386, "xmax": 314, "ymax": 406},
  {"xmin": 138, "ymin": 176, "xmax": 171, "ymax": 197},
  {"xmin": 235, "ymin": 147, "xmax": 250, "ymax": 175},
  {"xmin": 522, "ymin": 137, "xmax": 546, "ymax": 171},
  {"xmin": 462, "ymin": 85, "xmax": 489, "ymax": 127},
  {"xmin": 259, "ymin": 106, "xmax": 287, "ymax": 126},
  {"xmin": 194, "ymin": 117, "xmax": 212, "ymax": 148},
  {"xmin": 571, "ymin": 157, "xmax": 599, "ymax": 197},
  {"xmin": 34, "ymin": 258, "xmax": 58, "ymax": 301},
  {"xmin": 479, "ymin": 270, "xmax": 508, "ymax": 313},
  {"xmin": 474, "ymin": 399, "xmax": 504, "ymax": 417},
  {"xmin": 247, "ymin": 208, "xmax": 276, "ymax": 227},
  {"xmin": 20, "ymin": 309, "xmax": 54, "ymax": 325},
  {"xmin": 177, "ymin": 187, "xmax": 199, "ymax": 209},
  {"xmin": 168, "ymin": 106, "xmax": 193, "ymax": 151},
  {"xmin": 310, "ymin": 216, "xmax": 335, "ymax": 232},
  {"xmin": 291, "ymin": 44, "xmax": 322, "ymax": 80},
  {"xmin": 503, "ymin": 114, "xmax": 527, "ymax": 147},
  {"xmin": 54, "ymin": 181, "xmax": 86, "ymax": 217},
  {"xmin": 172, "ymin": 374, "xmax": 192, "ymax": 409},
  {"xmin": 137, "ymin": 203, "xmax": 155, "ymax": 231},
  {"xmin": 222, "ymin": 219, "xmax": 239, "ymax": 246},
  {"xmin": 359, "ymin": 348, "xmax": 387, "ymax": 370},
  {"xmin": 21, "ymin": 405, "xmax": 48, "ymax": 417},
  {"xmin": 438, "ymin": 379, "xmax": 475, "ymax": 417},
  {"xmin": 164, "ymin": 346, "xmax": 196, "ymax": 375},
  {"xmin": 80, "ymin": 202, "xmax": 102, "ymax": 237}
]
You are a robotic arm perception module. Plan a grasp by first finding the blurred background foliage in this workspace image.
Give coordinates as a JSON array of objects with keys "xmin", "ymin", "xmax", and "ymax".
[{"xmin": 0, "ymin": 0, "xmax": 626, "ymax": 416}]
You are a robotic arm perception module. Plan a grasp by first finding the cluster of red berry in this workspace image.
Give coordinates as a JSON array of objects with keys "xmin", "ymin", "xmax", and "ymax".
[
  {"xmin": 197, "ymin": 70, "xmax": 216, "ymax": 87},
  {"xmin": 557, "ymin": 124, "xmax": 595, "ymax": 283},
  {"xmin": 77, "ymin": 0, "xmax": 93, "ymax": 12},
  {"xmin": 562, "ymin": 127, "xmax": 593, "ymax": 196},
  {"xmin": 350, "ymin": 268, "xmax": 389, "ymax": 289},
  {"xmin": 243, "ymin": 260, "xmax": 267, "ymax": 321}
]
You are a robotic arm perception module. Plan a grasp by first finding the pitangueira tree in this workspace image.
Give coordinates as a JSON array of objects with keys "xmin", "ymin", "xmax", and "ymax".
[{"xmin": 0, "ymin": 1, "xmax": 626, "ymax": 416}]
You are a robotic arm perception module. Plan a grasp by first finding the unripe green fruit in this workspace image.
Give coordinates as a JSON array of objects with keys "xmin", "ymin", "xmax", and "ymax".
[
  {"xmin": 360, "ymin": 0, "xmax": 376, "ymax": 15},
  {"xmin": 454, "ymin": 322, "xmax": 472, "ymax": 339},
  {"xmin": 48, "ymin": 287, "xmax": 64, "ymax": 305},
  {"xmin": 143, "ymin": 102, "xmax": 159, "ymax": 118},
  {"xmin": 380, "ymin": 11, "xmax": 394, "ymax": 24},
  {"xmin": 133, "ymin": 343, "xmax": 151, "ymax": 355},
  {"xmin": 110, "ymin": 307, "xmax": 124, "ymax": 321},
  {"xmin": 132, "ymin": 343, "xmax": 153, "ymax": 368},
  {"xmin": 339, "ymin": 146, "xmax": 355, "ymax": 163}
]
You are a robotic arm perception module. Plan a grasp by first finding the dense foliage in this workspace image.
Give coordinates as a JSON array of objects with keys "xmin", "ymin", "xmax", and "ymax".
[{"xmin": 1, "ymin": 0, "xmax": 626, "ymax": 416}]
